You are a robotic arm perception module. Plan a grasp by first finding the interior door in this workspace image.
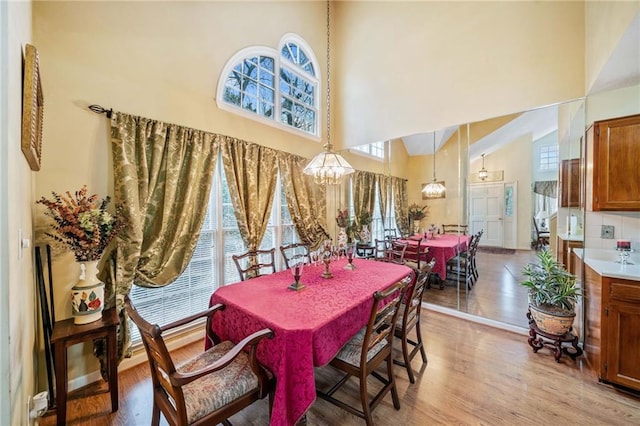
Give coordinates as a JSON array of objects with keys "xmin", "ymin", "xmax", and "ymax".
[{"xmin": 469, "ymin": 184, "xmax": 504, "ymax": 246}]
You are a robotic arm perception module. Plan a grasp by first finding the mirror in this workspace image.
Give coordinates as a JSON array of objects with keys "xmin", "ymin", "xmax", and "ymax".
[{"xmin": 344, "ymin": 98, "xmax": 587, "ymax": 330}]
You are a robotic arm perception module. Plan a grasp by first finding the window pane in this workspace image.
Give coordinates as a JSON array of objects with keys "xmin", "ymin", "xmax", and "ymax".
[
  {"xmin": 223, "ymin": 87, "xmax": 241, "ymax": 106},
  {"xmin": 242, "ymin": 93, "xmax": 257, "ymax": 113},
  {"xmin": 260, "ymin": 56, "xmax": 274, "ymax": 72}
]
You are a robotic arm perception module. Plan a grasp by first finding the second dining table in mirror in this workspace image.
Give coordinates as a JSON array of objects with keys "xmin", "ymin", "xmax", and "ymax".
[{"xmin": 342, "ymin": 97, "xmax": 587, "ymax": 331}]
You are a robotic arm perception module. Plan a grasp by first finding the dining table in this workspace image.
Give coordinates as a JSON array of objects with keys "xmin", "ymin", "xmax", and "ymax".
[
  {"xmin": 401, "ymin": 234, "xmax": 470, "ymax": 281},
  {"xmin": 207, "ymin": 258, "xmax": 413, "ymax": 426}
]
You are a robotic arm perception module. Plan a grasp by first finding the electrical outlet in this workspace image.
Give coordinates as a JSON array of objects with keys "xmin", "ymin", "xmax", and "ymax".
[{"xmin": 601, "ymin": 225, "xmax": 615, "ymax": 239}]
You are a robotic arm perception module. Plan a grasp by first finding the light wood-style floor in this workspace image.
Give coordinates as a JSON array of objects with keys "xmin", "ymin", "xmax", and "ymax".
[
  {"xmin": 39, "ymin": 310, "xmax": 640, "ymax": 425},
  {"xmin": 424, "ymin": 249, "xmax": 539, "ymax": 328}
]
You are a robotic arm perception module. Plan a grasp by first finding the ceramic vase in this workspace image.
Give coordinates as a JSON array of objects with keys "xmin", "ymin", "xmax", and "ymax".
[
  {"xmin": 71, "ymin": 260, "xmax": 105, "ymax": 324},
  {"xmin": 337, "ymin": 227, "xmax": 347, "ymax": 247},
  {"xmin": 360, "ymin": 225, "xmax": 370, "ymax": 243},
  {"xmin": 413, "ymin": 220, "xmax": 421, "ymax": 235}
]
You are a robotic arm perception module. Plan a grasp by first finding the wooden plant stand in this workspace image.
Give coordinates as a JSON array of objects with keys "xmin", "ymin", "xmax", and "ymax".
[{"xmin": 526, "ymin": 311, "xmax": 583, "ymax": 362}]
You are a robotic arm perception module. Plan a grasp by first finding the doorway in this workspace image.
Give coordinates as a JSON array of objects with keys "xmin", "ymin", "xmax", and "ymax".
[{"xmin": 468, "ymin": 183, "xmax": 505, "ymax": 247}]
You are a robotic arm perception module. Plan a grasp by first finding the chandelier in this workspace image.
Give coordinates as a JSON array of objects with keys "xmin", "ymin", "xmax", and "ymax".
[
  {"xmin": 303, "ymin": 0, "xmax": 354, "ymax": 185},
  {"xmin": 478, "ymin": 153, "xmax": 489, "ymax": 181},
  {"xmin": 422, "ymin": 132, "xmax": 446, "ymax": 198}
]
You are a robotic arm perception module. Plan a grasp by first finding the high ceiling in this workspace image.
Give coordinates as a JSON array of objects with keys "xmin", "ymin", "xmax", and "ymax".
[{"xmin": 400, "ymin": 11, "xmax": 640, "ymax": 159}]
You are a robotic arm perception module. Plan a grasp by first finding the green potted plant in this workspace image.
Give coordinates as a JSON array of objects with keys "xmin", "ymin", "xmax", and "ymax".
[{"xmin": 520, "ymin": 250, "xmax": 581, "ymax": 335}]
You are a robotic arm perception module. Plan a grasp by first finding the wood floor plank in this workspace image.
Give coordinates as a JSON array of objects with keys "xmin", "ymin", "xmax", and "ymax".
[{"xmin": 38, "ymin": 309, "xmax": 640, "ymax": 425}]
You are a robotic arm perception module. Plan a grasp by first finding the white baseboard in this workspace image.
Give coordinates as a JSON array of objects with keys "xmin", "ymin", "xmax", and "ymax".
[
  {"xmin": 423, "ymin": 302, "xmax": 529, "ymax": 336},
  {"xmin": 67, "ymin": 328, "xmax": 206, "ymax": 392}
]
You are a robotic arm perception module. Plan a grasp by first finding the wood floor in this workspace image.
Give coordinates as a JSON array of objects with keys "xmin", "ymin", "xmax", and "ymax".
[
  {"xmin": 39, "ymin": 310, "xmax": 640, "ymax": 425},
  {"xmin": 424, "ymin": 249, "xmax": 539, "ymax": 328}
]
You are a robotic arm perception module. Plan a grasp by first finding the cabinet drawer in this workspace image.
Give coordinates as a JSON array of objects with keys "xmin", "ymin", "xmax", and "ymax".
[{"xmin": 610, "ymin": 281, "xmax": 640, "ymax": 303}]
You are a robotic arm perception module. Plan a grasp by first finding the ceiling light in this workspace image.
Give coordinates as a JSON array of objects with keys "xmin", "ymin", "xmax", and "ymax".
[
  {"xmin": 303, "ymin": 0, "xmax": 354, "ymax": 185},
  {"xmin": 422, "ymin": 132, "xmax": 446, "ymax": 198},
  {"xmin": 478, "ymin": 153, "xmax": 489, "ymax": 181}
]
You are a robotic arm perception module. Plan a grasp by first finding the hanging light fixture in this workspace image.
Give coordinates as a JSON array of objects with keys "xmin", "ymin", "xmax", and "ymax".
[
  {"xmin": 303, "ymin": 0, "xmax": 354, "ymax": 185},
  {"xmin": 422, "ymin": 132, "xmax": 446, "ymax": 198},
  {"xmin": 478, "ymin": 153, "xmax": 489, "ymax": 181}
]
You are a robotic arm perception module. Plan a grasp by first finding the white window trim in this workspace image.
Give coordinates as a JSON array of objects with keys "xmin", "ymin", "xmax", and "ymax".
[
  {"xmin": 347, "ymin": 147, "xmax": 385, "ymax": 162},
  {"xmin": 216, "ymin": 34, "xmax": 321, "ymax": 142}
]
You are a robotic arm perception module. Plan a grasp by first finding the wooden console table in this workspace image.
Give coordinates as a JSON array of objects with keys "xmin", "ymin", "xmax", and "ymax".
[
  {"xmin": 527, "ymin": 311, "xmax": 583, "ymax": 362},
  {"xmin": 51, "ymin": 308, "xmax": 119, "ymax": 425}
]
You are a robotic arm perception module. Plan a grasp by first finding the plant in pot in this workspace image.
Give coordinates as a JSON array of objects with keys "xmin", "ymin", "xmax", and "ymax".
[{"xmin": 520, "ymin": 250, "xmax": 581, "ymax": 335}]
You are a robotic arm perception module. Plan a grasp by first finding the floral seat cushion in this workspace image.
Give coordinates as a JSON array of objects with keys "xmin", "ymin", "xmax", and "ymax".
[
  {"xmin": 335, "ymin": 327, "xmax": 388, "ymax": 367},
  {"xmin": 176, "ymin": 340, "xmax": 271, "ymax": 424}
]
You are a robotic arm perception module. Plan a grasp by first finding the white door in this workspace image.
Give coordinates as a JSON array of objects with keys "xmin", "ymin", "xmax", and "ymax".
[{"xmin": 469, "ymin": 184, "xmax": 504, "ymax": 247}]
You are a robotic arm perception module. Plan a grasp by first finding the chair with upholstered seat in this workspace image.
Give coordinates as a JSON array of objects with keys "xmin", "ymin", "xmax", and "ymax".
[
  {"xmin": 445, "ymin": 231, "xmax": 481, "ymax": 289},
  {"xmin": 532, "ymin": 218, "xmax": 550, "ymax": 250},
  {"xmin": 124, "ymin": 296, "xmax": 275, "ymax": 426},
  {"xmin": 279, "ymin": 242, "xmax": 311, "ymax": 269},
  {"xmin": 394, "ymin": 260, "xmax": 435, "ymax": 383},
  {"xmin": 232, "ymin": 248, "xmax": 277, "ymax": 281},
  {"xmin": 316, "ymin": 279, "xmax": 409, "ymax": 425},
  {"xmin": 442, "ymin": 224, "xmax": 468, "ymax": 235}
]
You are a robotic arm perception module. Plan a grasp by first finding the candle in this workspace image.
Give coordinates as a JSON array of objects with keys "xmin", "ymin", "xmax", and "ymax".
[{"xmin": 617, "ymin": 240, "xmax": 631, "ymax": 250}]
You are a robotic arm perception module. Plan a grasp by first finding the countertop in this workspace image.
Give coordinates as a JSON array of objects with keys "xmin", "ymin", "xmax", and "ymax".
[{"xmin": 573, "ymin": 248, "xmax": 640, "ymax": 281}]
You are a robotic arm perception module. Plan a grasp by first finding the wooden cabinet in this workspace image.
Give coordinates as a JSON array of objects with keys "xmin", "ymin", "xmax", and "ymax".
[
  {"xmin": 556, "ymin": 236, "xmax": 582, "ymax": 275},
  {"xmin": 588, "ymin": 114, "xmax": 640, "ymax": 211},
  {"xmin": 560, "ymin": 158, "xmax": 581, "ymax": 208},
  {"xmin": 601, "ymin": 277, "xmax": 640, "ymax": 391}
]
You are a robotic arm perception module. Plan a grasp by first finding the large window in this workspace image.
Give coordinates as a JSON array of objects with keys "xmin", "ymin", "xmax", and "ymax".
[
  {"xmin": 218, "ymin": 35, "xmax": 319, "ymax": 137},
  {"xmin": 353, "ymin": 142, "xmax": 385, "ymax": 160},
  {"xmin": 129, "ymin": 161, "xmax": 299, "ymax": 343},
  {"xmin": 539, "ymin": 145, "xmax": 559, "ymax": 171}
]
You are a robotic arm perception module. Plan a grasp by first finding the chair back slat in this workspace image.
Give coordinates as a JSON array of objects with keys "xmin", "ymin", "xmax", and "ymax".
[
  {"xmin": 233, "ymin": 248, "xmax": 277, "ymax": 281},
  {"xmin": 279, "ymin": 242, "xmax": 311, "ymax": 269},
  {"xmin": 442, "ymin": 224, "xmax": 468, "ymax": 235},
  {"xmin": 362, "ymin": 279, "xmax": 409, "ymax": 360}
]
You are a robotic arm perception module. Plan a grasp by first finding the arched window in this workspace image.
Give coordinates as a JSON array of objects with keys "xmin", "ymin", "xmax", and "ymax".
[{"xmin": 217, "ymin": 34, "xmax": 320, "ymax": 138}]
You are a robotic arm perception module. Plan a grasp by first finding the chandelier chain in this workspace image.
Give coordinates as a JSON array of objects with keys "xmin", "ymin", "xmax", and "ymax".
[{"xmin": 325, "ymin": 0, "xmax": 331, "ymax": 150}]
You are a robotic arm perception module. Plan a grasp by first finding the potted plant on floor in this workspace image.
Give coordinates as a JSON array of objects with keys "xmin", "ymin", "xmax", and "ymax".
[{"xmin": 520, "ymin": 250, "xmax": 581, "ymax": 335}]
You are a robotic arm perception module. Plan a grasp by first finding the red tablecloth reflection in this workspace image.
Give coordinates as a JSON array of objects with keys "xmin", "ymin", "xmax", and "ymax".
[{"xmin": 402, "ymin": 234, "xmax": 470, "ymax": 279}]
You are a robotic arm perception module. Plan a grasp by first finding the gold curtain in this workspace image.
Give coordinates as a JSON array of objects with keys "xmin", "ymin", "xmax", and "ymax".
[
  {"xmin": 222, "ymin": 139, "xmax": 278, "ymax": 251},
  {"xmin": 99, "ymin": 111, "xmax": 219, "ymax": 363},
  {"xmin": 377, "ymin": 174, "xmax": 390, "ymax": 225},
  {"xmin": 353, "ymin": 170, "xmax": 377, "ymax": 224},
  {"xmin": 391, "ymin": 176, "xmax": 410, "ymax": 236},
  {"xmin": 278, "ymin": 152, "xmax": 330, "ymax": 250}
]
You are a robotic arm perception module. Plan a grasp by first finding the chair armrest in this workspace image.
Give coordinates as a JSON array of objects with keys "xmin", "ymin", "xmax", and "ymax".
[
  {"xmin": 160, "ymin": 303, "xmax": 225, "ymax": 333},
  {"xmin": 170, "ymin": 328, "xmax": 274, "ymax": 387}
]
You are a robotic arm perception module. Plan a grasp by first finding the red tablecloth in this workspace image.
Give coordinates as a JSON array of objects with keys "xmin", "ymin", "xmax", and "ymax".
[
  {"xmin": 402, "ymin": 234, "xmax": 470, "ymax": 279},
  {"xmin": 207, "ymin": 259, "xmax": 412, "ymax": 426}
]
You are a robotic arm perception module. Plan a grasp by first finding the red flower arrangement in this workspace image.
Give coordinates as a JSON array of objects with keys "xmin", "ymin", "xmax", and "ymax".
[{"xmin": 37, "ymin": 185, "xmax": 125, "ymax": 261}]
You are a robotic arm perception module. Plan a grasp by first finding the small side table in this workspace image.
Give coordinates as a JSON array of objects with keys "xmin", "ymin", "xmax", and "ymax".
[
  {"xmin": 355, "ymin": 243, "xmax": 375, "ymax": 259},
  {"xmin": 526, "ymin": 311, "xmax": 583, "ymax": 362},
  {"xmin": 51, "ymin": 308, "xmax": 119, "ymax": 425}
]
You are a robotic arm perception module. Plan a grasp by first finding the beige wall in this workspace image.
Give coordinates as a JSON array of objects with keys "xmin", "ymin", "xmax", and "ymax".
[
  {"xmin": 334, "ymin": 0, "xmax": 585, "ymax": 147},
  {"xmin": 3, "ymin": 1, "xmax": 37, "ymax": 424},
  {"xmin": 585, "ymin": 1, "xmax": 640, "ymax": 93},
  {"xmin": 17, "ymin": 0, "xmax": 636, "ymax": 407}
]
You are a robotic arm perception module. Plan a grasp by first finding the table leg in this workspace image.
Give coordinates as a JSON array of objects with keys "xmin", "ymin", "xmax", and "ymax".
[
  {"xmin": 54, "ymin": 342, "xmax": 67, "ymax": 426},
  {"xmin": 107, "ymin": 333, "xmax": 119, "ymax": 412}
]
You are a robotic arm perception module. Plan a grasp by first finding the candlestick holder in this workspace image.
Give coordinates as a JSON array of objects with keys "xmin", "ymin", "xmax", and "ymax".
[
  {"xmin": 288, "ymin": 262, "xmax": 306, "ymax": 291},
  {"xmin": 322, "ymin": 253, "xmax": 333, "ymax": 278},
  {"xmin": 344, "ymin": 246, "xmax": 356, "ymax": 270}
]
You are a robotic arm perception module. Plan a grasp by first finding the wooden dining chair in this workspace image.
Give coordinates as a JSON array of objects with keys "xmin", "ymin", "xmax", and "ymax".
[
  {"xmin": 442, "ymin": 224, "xmax": 469, "ymax": 235},
  {"xmin": 373, "ymin": 239, "xmax": 391, "ymax": 259},
  {"xmin": 279, "ymin": 242, "xmax": 311, "ymax": 269},
  {"xmin": 394, "ymin": 260, "xmax": 435, "ymax": 384},
  {"xmin": 384, "ymin": 228, "xmax": 399, "ymax": 241},
  {"xmin": 316, "ymin": 279, "xmax": 409, "ymax": 425},
  {"xmin": 232, "ymin": 248, "xmax": 276, "ymax": 281},
  {"xmin": 403, "ymin": 238, "xmax": 430, "ymax": 276},
  {"xmin": 446, "ymin": 231, "xmax": 481, "ymax": 289},
  {"xmin": 124, "ymin": 296, "xmax": 275, "ymax": 426},
  {"xmin": 532, "ymin": 218, "xmax": 550, "ymax": 250}
]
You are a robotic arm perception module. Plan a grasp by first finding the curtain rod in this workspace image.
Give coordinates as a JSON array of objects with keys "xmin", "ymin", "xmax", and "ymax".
[{"xmin": 88, "ymin": 104, "xmax": 113, "ymax": 118}]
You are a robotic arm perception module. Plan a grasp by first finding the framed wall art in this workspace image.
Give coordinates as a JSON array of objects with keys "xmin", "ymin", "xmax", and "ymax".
[{"xmin": 21, "ymin": 43, "xmax": 44, "ymax": 171}]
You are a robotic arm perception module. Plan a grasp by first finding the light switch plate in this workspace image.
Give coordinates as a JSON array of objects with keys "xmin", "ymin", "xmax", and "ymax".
[{"xmin": 601, "ymin": 225, "xmax": 615, "ymax": 239}]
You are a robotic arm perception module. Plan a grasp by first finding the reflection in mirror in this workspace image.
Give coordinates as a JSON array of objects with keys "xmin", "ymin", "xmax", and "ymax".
[{"xmin": 346, "ymin": 100, "xmax": 587, "ymax": 330}]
